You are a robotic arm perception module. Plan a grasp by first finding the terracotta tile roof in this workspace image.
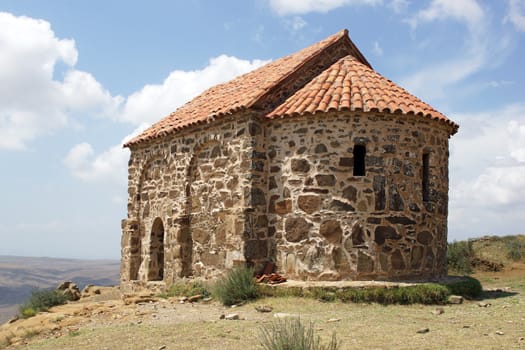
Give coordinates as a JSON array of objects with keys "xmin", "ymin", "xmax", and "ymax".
[
  {"xmin": 267, "ymin": 56, "xmax": 459, "ymax": 134},
  {"xmin": 125, "ymin": 29, "xmax": 457, "ymax": 147},
  {"xmin": 125, "ymin": 29, "xmax": 364, "ymax": 147}
]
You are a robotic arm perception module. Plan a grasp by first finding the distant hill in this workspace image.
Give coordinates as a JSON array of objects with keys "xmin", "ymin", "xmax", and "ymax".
[{"xmin": 0, "ymin": 256, "xmax": 119, "ymax": 324}]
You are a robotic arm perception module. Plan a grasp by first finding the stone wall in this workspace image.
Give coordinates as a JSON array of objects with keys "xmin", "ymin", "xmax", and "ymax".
[
  {"xmin": 121, "ymin": 114, "xmax": 267, "ymax": 292},
  {"xmin": 121, "ymin": 110, "xmax": 452, "ymax": 292},
  {"xmin": 265, "ymin": 112, "xmax": 450, "ymax": 281}
]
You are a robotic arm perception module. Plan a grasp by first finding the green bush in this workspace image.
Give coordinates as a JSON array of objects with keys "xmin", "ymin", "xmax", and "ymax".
[
  {"xmin": 213, "ymin": 266, "xmax": 258, "ymax": 305},
  {"xmin": 19, "ymin": 289, "xmax": 72, "ymax": 318},
  {"xmin": 161, "ymin": 280, "xmax": 210, "ymax": 298},
  {"xmin": 447, "ymin": 240, "xmax": 474, "ymax": 274},
  {"xmin": 444, "ymin": 276, "xmax": 482, "ymax": 298},
  {"xmin": 259, "ymin": 284, "xmax": 450, "ymax": 305},
  {"xmin": 502, "ymin": 236, "xmax": 525, "ymax": 261},
  {"xmin": 336, "ymin": 284, "xmax": 449, "ymax": 305},
  {"xmin": 259, "ymin": 318, "xmax": 340, "ymax": 350}
]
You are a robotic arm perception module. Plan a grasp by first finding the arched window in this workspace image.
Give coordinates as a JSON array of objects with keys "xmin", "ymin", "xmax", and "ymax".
[
  {"xmin": 353, "ymin": 144, "xmax": 366, "ymax": 176},
  {"xmin": 148, "ymin": 217, "xmax": 164, "ymax": 281},
  {"xmin": 422, "ymin": 153, "xmax": 430, "ymax": 202}
]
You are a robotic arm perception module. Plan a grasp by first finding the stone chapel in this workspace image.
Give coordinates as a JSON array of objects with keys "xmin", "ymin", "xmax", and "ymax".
[{"xmin": 120, "ymin": 29, "xmax": 459, "ymax": 291}]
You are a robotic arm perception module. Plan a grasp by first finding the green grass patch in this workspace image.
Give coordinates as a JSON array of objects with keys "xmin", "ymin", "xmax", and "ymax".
[
  {"xmin": 19, "ymin": 289, "xmax": 72, "ymax": 318},
  {"xmin": 160, "ymin": 280, "xmax": 211, "ymax": 298},
  {"xmin": 259, "ymin": 279, "xmax": 483, "ymax": 305},
  {"xmin": 444, "ymin": 276, "xmax": 483, "ymax": 298},
  {"xmin": 501, "ymin": 236, "xmax": 525, "ymax": 261},
  {"xmin": 213, "ymin": 266, "xmax": 259, "ymax": 306},
  {"xmin": 448, "ymin": 240, "xmax": 475, "ymax": 274},
  {"xmin": 259, "ymin": 317, "xmax": 340, "ymax": 350}
]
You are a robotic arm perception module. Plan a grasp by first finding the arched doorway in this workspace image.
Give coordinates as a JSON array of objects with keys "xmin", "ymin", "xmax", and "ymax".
[{"xmin": 148, "ymin": 217, "xmax": 164, "ymax": 281}]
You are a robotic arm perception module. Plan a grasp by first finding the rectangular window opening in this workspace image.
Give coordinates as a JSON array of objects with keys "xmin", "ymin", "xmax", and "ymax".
[
  {"xmin": 422, "ymin": 153, "xmax": 430, "ymax": 202},
  {"xmin": 353, "ymin": 144, "xmax": 366, "ymax": 176}
]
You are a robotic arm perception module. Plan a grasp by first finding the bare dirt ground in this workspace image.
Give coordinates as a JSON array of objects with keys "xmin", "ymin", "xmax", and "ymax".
[{"xmin": 1, "ymin": 264, "xmax": 524, "ymax": 350}]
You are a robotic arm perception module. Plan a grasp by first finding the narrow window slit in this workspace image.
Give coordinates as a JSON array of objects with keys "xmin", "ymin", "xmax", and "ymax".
[
  {"xmin": 422, "ymin": 153, "xmax": 430, "ymax": 202},
  {"xmin": 353, "ymin": 144, "xmax": 366, "ymax": 176}
]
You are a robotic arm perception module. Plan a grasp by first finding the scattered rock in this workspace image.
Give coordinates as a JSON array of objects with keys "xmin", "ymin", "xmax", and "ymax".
[
  {"xmin": 219, "ymin": 314, "xmax": 225, "ymax": 320},
  {"xmin": 57, "ymin": 281, "xmax": 81, "ymax": 301},
  {"xmin": 431, "ymin": 308, "xmax": 445, "ymax": 315},
  {"xmin": 417, "ymin": 328, "xmax": 430, "ymax": 334},
  {"xmin": 224, "ymin": 313, "xmax": 239, "ymax": 320},
  {"xmin": 8, "ymin": 315, "xmax": 19, "ymax": 323},
  {"xmin": 274, "ymin": 313, "xmax": 299, "ymax": 319},
  {"xmin": 495, "ymin": 331, "xmax": 504, "ymax": 335},
  {"xmin": 187, "ymin": 294, "xmax": 202, "ymax": 303},
  {"xmin": 477, "ymin": 302, "xmax": 490, "ymax": 307},
  {"xmin": 81, "ymin": 285, "xmax": 101, "ymax": 298},
  {"xmin": 256, "ymin": 273, "xmax": 287, "ymax": 284},
  {"xmin": 202, "ymin": 297, "xmax": 213, "ymax": 303},
  {"xmin": 327, "ymin": 318, "xmax": 341, "ymax": 323},
  {"xmin": 158, "ymin": 346, "xmax": 166, "ymax": 350},
  {"xmin": 448, "ymin": 295, "xmax": 463, "ymax": 304},
  {"xmin": 255, "ymin": 305, "xmax": 273, "ymax": 313},
  {"xmin": 123, "ymin": 294, "xmax": 157, "ymax": 305}
]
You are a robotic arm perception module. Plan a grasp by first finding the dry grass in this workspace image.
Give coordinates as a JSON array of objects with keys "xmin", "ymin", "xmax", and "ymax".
[{"xmin": 17, "ymin": 278, "xmax": 525, "ymax": 350}]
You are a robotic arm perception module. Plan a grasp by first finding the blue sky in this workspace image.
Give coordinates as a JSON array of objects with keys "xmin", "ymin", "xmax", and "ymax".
[{"xmin": 1, "ymin": 0, "xmax": 524, "ymax": 259}]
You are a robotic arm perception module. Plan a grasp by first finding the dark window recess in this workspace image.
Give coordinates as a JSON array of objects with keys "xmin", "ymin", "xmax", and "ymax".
[
  {"xmin": 353, "ymin": 145, "xmax": 366, "ymax": 176},
  {"xmin": 422, "ymin": 153, "xmax": 430, "ymax": 202}
]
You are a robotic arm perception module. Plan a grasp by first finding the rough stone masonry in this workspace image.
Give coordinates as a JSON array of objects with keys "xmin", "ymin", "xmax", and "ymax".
[{"xmin": 120, "ymin": 29, "xmax": 458, "ymax": 292}]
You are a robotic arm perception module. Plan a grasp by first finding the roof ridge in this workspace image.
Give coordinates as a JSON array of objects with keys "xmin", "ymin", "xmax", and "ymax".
[
  {"xmin": 267, "ymin": 55, "xmax": 459, "ymax": 135},
  {"xmin": 246, "ymin": 29, "xmax": 353, "ymax": 108}
]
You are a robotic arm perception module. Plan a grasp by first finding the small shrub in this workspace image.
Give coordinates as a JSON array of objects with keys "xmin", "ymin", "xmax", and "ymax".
[
  {"xmin": 445, "ymin": 276, "xmax": 482, "ymax": 298},
  {"xmin": 259, "ymin": 317, "xmax": 340, "ymax": 350},
  {"xmin": 213, "ymin": 266, "xmax": 258, "ymax": 306},
  {"xmin": 0, "ymin": 332, "xmax": 16, "ymax": 347},
  {"xmin": 447, "ymin": 240, "xmax": 474, "ymax": 274},
  {"xmin": 22, "ymin": 329, "xmax": 39, "ymax": 340},
  {"xmin": 503, "ymin": 236, "xmax": 525, "ymax": 261},
  {"xmin": 19, "ymin": 288, "xmax": 72, "ymax": 318},
  {"xmin": 162, "ymin": 280, "xmax": 210, "ymax": 298}
]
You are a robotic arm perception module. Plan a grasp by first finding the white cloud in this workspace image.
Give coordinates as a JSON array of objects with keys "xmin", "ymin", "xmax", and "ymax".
[
  {"xmin": 64, "ymin": 123, "xmax": 149, "ymax": 184},
  {"xmin": 449, "ymin": 104, "xmax": 525, "ymax": 238},
  {"xmin": 285, "ymin": 16, "xmax": 308, "ymax": 32},
  {"xmin": 119, "ymin": 55, "xmax": 268, "ymax": 125},
  {"xmin": 505, "ymin": 0, "xmax": 525, "ymax": 32},
  {"xmin": 268, "ymin": 0, "xmax": 382, "ymax": 15},
  {"xmin": 69, "ymin": 54, "xmax": 267, "ymax": 184},
  {"xmin": 389, "ymin": 0, "xmax": 409, "ymax": 13},
  {"xmin": 401, "ymin": 0, "xmax": 489, "ymax": 99},
  {"xmin": 372, "ymin": 40, "xmax": 384, "ymax": 55},
  {"xmin": 408, "ymin": 0, "xmax": 485, "ymax": 32},
  {"xmin": 0, "ymin": 12, "xmax": 120, "ymax": 150}
]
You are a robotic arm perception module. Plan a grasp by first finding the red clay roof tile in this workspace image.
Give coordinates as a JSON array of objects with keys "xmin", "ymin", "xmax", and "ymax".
[
  {"xmin": 268, "ymin": 55, "xmax": 458, "ymax": 134},
  {"xmin": 125, "ymin": 30, "xmax": 457, "ymax": 147}
]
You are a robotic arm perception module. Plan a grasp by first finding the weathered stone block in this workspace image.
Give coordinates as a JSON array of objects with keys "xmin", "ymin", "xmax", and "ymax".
[
  {"xmin": 297, "ymin": 195, "xmax": 322, "ymax": 214},
  {"xmin": 417, "ymin": 231, "xmax": 433, "ymax": 245},
  {"xmin": 373, "ymin": 175, "xmax": 386, "ymax": 210},
  {"xmin": 386, "ymin": 216, "xmax": 416, "ymax": 225},
  {"xmin": 357, "ymin": 251, "xmax": 374, "ymax": 273},
  {"xmin": 319, "ymin": 220, "xmax": 343, "ymax": 244},
  {"xmin": 291, "ymin": 158, "xmax": 311, "ymax": 173},
  {"xmin": 315, "ymin": 174, "xmax": 336, "ymax": 186},
  {"xmin": 374, "ymin": 225, "xmax": 400, "ymax": 245},
  {"xmin": 329, "ymin": 199, "xmax": 355, "ymax": 211},
  {"xmin": 342, "ymin": 185, "xmax": 357, "ymax": 202},
  {"xmin": 284, "ymin": 217, "xmax": 311, "ymax": 242},
  {"xmin": 274, "ymin": 199, "xmax": 292, "ymax": 214},
  {"xmin": 391, "ymin": 250, "xmax": 406, "ymax": 270}
]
